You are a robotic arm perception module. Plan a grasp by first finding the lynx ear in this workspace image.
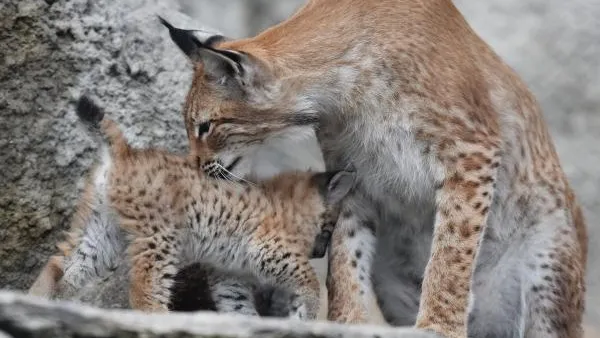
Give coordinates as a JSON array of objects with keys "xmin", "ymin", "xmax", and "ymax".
[
  {"xmin": 313, "ymin": 171, "xmax": 356, "ymax": 205},
  {"xmin": 158, "ymin": 16, "xmax": 245, "ymax": 83}
]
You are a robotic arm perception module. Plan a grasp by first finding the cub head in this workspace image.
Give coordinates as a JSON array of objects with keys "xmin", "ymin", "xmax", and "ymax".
[{"xmin": 159, "ymin": 18, "xmax": 318, "ymax": 175}]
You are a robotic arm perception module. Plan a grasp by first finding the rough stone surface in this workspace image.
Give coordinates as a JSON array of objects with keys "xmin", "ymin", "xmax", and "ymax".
[
  {"xmin": 0, "ymin": 0, "xmax": 190, "ymax": 290},
  {"xmin": 0, "ymin": 291, "xmax": 438, "ymax": 338}
]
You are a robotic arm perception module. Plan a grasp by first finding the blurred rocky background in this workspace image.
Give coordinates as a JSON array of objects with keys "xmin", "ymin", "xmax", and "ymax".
[{"xmin": 0, "ymin": 0, "xmax": 598, "ymax": 335}]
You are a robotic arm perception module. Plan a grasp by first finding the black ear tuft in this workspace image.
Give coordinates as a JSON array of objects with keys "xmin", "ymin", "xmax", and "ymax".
[
  {"xmin": 76, "ymin": 95, "xmax": 104, "ymax": 127},
  {"xmin": 157, "ymin": 16, "xmax": 246, "ymax": 81},
  {"xmin": 158, "ymin": 16, "xmax": 203, "ymax": 59}
]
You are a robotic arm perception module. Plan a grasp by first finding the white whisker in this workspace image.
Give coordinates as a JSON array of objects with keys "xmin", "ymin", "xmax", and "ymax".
[{"xmin": 215, "ymin": 163, "xmax": 256, "ymax": 186}]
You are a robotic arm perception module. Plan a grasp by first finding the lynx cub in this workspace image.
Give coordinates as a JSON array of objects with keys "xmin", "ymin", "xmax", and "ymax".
[{"xmin": 29, "ymin": 96, "xmax": 354, "ymax": 320}]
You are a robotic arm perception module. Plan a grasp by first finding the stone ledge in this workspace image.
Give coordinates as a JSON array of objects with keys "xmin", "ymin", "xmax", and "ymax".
[{"xmin": 0, "ymin": 291, "xmax": 437, "ymax": 338}]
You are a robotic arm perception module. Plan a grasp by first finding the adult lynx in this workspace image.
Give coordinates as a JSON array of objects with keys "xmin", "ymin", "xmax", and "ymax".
[{"xmin": 160, "ymin": 0, "xmax": 587, "ymax": 336}]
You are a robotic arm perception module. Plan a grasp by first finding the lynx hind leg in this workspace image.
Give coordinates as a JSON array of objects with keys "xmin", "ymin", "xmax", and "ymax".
[
  {"xmin": 468, "ymin": 211, "xmax": 585, "ymax": 338},
  {"xmin": 28, "ymin": 256, "xmax": 65, "ymax": 298},
  {"xmin": 521, "ymin": 218, "xmax": 585, "ymax": 338},
  {"xmin": 129, "ymin": 231, "xmax": 180, "ymax": 312}
]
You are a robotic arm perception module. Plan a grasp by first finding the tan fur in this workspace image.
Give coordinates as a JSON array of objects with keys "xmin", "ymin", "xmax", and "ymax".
[
  {"xmin": 29, "ymin": 100, "xmax": 353, "ymax": 320},
  {"xmin": 166, "ymin": 1, "xmax": 586, "ymax": 336}
]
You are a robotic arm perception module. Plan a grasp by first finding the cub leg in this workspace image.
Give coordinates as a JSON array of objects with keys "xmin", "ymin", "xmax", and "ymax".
[
  {"xmin": 252, "ymin": 243, "xmax": 320, "ymax": 320},
  {"xmin": 28, "ymin": 255, "xmax": 65, "ymax": 298},
  {"xmin": 56, "ymin": 219, "xmax": 123, "ymax": 300},
  {"xmin": 285, "ymin": 259, "xmax": 320, "ymax": 321},
  {"xmin": 326, "ymin": 205, "xmax": 385, "ymax": 325},
  {"xmin": 129, "ymin": 231, "xmax": 180, "ymax": 312}
]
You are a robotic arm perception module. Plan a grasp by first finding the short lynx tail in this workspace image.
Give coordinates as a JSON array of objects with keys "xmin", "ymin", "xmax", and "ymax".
[{"xmin": 76, "ymin": 95, "xmax": 130, "ymax": 158}]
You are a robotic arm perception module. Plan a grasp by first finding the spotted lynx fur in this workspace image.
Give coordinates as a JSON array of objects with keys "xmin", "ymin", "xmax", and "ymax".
[
  {"xmin": 28, "ymin": 96, "xmax": 354, "ymax": 320},
  {"xmin": 159, "ymin": 1, "xmax": 587, "ymax": 336}
]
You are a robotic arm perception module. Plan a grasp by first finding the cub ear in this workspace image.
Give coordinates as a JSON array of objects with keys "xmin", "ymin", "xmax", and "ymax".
[
  {"xmin": 158, "ymin": 16, "xmax": 245, "ymax": 83},
  {"xmin": 312, "ymin": 170, "xmax": 356, "ymax": 205}
]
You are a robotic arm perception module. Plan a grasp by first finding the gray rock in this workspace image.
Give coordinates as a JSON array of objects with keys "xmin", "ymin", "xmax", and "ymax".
[
  {"xmin": 0, "ymin": 290, "xmax": 438, "ymax": 338},
  {"xmin": 0, "ymin": 0, "xmax": 191, "ymax": 290}
]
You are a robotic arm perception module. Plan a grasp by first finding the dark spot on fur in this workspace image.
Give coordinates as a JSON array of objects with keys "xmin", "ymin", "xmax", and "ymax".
[
  {"xmin": 448, "ymin": 222, "xmax": 455, "ymax": 234},
  {"xmin": 348, "ymin": 230, "xmax": 355, "ymax": 238},
  {"xmin": 355, "ymin": 250, "xmax": 362, "ymax": 259},
  {"xmin": 149, "ymin": 243, "xmax": 156, "ymax": 249},
  {"xmin": 459, "ymin": 224, "xmax": 471, "ymax": 238},
  {"xmin": 351, "ymin": 260, "xmax": 357, "ymax": 268},
  {"xmin": 480, "ymin": 175, "xmax": 494, "ymax": 184},
  {"xmin": 364, "ymin": 220, "xmax": 376, "ymax": 235}
]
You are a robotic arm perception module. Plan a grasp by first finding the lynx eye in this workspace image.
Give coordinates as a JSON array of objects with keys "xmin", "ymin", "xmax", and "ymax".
[{"xmin": 196, "ymin": 121, "xmax": 212, "ymax": 138}]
